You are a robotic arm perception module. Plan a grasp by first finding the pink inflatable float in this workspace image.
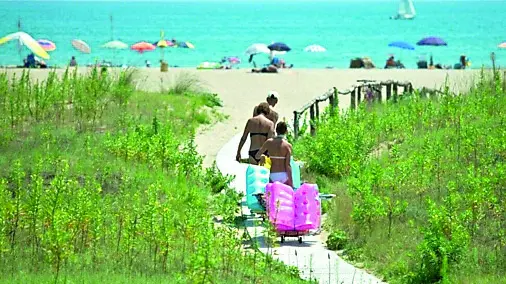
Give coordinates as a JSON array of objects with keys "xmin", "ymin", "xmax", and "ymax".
[{"xmin": 265, "ymin": 182, "xmax": 321, "ymax": 242}]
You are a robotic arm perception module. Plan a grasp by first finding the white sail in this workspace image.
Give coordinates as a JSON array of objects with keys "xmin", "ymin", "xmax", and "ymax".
[
  {"xmin": 407, "ymin": 0, "xmax": 416, "ymax": 16},
  {"xmin": 396, "ymin": 0, "xmax": 416, "ymax": 19},
  {"xmin": 398, "ymin": 0, "xmax": 407, "ymax": 15}
]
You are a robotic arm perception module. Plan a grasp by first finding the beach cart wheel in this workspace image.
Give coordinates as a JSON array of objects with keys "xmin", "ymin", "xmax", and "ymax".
[
  {"xmin": 298, "ymin": 237, "xmax": 303, "ymax": 244},
  {"xmin": 281, "ymin": 236, "xmax": 285, "ymax": 243}
]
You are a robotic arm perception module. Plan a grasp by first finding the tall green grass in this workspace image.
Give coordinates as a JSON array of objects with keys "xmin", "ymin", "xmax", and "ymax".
[
  {"xmin": 295, "ymin": 70, "xmax": 506, "ymax": 283},
  {"xmin": 0, "ymin": 69, "xmax": 305, "ymax": 283}
]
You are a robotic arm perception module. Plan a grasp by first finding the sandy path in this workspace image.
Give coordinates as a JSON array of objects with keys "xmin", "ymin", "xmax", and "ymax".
[{"xmin": 189, "ymin": 68, "xmax": 478, "ymax": 166}]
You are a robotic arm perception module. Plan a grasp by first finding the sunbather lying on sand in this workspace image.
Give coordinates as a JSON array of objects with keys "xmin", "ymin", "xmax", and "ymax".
[{"xmin": 252, "ymin": 65, "xmax": 278, "ymax": 73}]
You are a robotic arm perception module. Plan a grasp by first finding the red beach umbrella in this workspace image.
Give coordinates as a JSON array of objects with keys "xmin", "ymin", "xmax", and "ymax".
[{"xmin": 131, "ymin": 41, "xmax": 156, "ymax": 53}]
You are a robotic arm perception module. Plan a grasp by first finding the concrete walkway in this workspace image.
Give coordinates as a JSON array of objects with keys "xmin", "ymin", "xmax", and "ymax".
[{"xmin": 216, "ymin": 133, "xmax": 386, "ymax": 284}]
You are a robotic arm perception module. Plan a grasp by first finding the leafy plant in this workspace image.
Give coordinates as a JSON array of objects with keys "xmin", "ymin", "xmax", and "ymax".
[{"xmin": 326, "ymin": 229, "xmax": 348, "ymax": 250}]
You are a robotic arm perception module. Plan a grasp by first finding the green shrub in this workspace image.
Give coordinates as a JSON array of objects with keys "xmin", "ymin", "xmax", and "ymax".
[{"xmin": 326, "ymin": 229, "xmax": 348, "ymax": 250}]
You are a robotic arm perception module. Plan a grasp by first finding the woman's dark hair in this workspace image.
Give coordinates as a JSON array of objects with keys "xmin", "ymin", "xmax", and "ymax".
[
  {"xmin": 276, "ymin": 121, "xmax": 288, "ymax": 135},
  {"xmin": 256, "ymin": 102, "xmax": 270, "ymax": 115}
]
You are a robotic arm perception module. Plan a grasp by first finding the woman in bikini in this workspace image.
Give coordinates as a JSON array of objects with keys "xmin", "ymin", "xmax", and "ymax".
[
  {"xmin": 236, "ymin": 102, "xmax": 275, "ymax": 165},
  {"xmin": 255, "ymin": 121, "xmax": 293, "ymax": 187}
]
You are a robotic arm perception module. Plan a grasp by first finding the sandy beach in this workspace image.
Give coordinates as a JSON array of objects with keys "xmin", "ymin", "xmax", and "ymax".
[{"xmin": 2, "ymin": 67, "xmax": 481, "ymax": 166}]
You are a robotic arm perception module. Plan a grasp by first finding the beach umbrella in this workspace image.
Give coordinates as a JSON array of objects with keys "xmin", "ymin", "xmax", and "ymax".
[
  {"xmin": 304, "ymin": 44, "xmax": 326, "ymax": 52},
  {"xmin": 72, "ymin": 39, "xmax": 91, "ymax": 54},
  {"xmin": 416, "ymin": 37, "xmax": 447, "ymax": 46},
  {"xmin": 225, "ymin": 56, "xmax": 241, "ymax": 65},
  {"xmin": 0, "ymin": 32, "xmax": 50, "ymax": 59},
  {"xmin": 498, "ymin": 42, "xmax": 506, "ymax": 49},
  {"xmin": 102, "ymin": 40, "xmax": 128, "ymax": 49},
  {"xmin": 152, "ymin": 40, "xmax": 175, "ymax": 47},
  {"xmin": 131, "ymin": 41, "xmax": 156, "ymax": 53},
  {"xmin": 388, "ymin": 41, "xmax": 415, "ymax": 50},
  {"xmin": 37, "ymin": 39, "xmax": 56, "ymax": 52},
  {"xmin": 245, "ymin": 43, "xmax": 270, "ymax": 56},
  {"xmin": 178, "ymin": 41, "xmax": 195, "ymax": 49},
  {"xmin": 268, "ymin": 42, "xmax": 291, "ymax": 52}
]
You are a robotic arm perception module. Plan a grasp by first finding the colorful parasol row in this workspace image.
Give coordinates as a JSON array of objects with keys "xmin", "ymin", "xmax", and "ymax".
[{"xmin": 0, "ymin": 31, "xmax": 196, "ymax": 59}]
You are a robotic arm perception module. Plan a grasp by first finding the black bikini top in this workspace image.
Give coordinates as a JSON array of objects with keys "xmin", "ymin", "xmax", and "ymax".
[{"xmin": 250, "ymin": 132, "xmax": 268, "ymax": 137}]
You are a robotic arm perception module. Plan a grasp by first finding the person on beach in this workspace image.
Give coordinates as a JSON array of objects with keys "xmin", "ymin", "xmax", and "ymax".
[
  {"xmin": 69, "ymin": 56, "xmax": 77, "ymax": 67},
  {"xmin": 253, "ymin": 91, "xmax": 279, "ymax": 124},
  {"xmin": 252, "ymin": 65, "xmax": 278, "ymax": 73},
  {"xmin": 236, "ymin": 102, "xmax": 275, "ymax": 165},
  {"xmin": 255, "ymin": 121, "xmax": 293, "ymax": 187},
  {"xmin": 385, "ymin": 56, "xmax": 396, "ymax": 69}
]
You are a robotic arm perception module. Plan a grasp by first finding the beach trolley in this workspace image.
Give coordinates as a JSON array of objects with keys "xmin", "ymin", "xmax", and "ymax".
[{"xmin": 265, "ymin": 182, "xmax": 322, "ymax": 244}]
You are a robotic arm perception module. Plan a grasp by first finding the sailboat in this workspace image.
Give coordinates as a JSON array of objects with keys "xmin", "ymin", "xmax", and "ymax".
[{"xmin": 391, "ymin": 0, "xmax": 416, "ymax": 20}]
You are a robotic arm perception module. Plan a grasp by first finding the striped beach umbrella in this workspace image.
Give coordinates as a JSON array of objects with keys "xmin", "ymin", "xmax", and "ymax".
[
  {"xmin": 154, "ymin": 40, "xmax": 175, "ymax": 47},
  {"xmin": 37, "ymin": 39, "xmax": 56, "ymax": 52},
  {"xmin": 0, "ymin": 32, "xmax": 50, "ymax": 59},
  {"xmin": 304, "ymin": 44, "xmax": 326, "ymax": 52},
  {"xmin": 72, "ymin": 39, "xmax": 91, "ymax": 53},
  {"xmin": 178, "ymin": 41, "xmax": 195, "ymax": 49}
]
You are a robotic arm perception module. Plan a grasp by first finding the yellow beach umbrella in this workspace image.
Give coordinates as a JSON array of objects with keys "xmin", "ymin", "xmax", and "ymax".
[
  {"xmin": 156, "ymin": 30, "xmax": 169, "ymax": 61},
  {"xmin": 157, "ymin": 30, "xmax": 168, "ymax": 48},
  {"xmin": 0, "ymin": 31, "xmax": 50, "ymax": 59}
]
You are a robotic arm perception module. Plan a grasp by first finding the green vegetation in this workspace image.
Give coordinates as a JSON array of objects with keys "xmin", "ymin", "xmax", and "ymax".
[
  {"xmin": 295, "ymin": 71, "xmax": 506, "ymax": 283},
  {"xmin": 0, "ymin": 69, "xmax": 304, "ymax": 283}
]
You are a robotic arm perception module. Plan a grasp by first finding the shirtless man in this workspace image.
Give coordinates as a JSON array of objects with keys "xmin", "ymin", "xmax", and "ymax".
[
  {"xmin": 255, "ymin": 121, "xmax": 293, "ymax": 187},
  {"xmin": 253, "ymin": 91, "xmax": 279, "ymax": 124},
  {"xmin": 236, "ymin": 102, "xmax": 275, "ymax": 165}
]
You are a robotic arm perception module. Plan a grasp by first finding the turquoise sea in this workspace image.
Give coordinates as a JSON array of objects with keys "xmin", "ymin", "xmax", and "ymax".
[{"xmin": 0, "ymin": 0, "xmax": 505, "ymax": 69}]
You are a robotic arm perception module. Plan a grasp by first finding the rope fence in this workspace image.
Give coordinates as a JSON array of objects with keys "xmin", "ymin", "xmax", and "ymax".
[{"xmin": 292, "ymin": 79, "xmax": 438, "ymax": 139}]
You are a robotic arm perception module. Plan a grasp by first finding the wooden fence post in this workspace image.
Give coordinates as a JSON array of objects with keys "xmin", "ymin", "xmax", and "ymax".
[
  {"xmin": 404, "ymin": 84, "xmax": 410, "ymax": 94},
  {"xmin": 393, "ymin": 83, "xmax": 398, "ymax": 103},
  {"xmin": 315, "ymin": 100, "xmax": 320, "ymax": 121},
  {"xmin": 386, "ymin": 83, "xmax": 392, "ymax": 101},
  {"xmin": 357, "ymin": 86, "xmax": 362, "ymax": 104},
  {"xmin": 351, "ymin": 89, "xmax": 356, "ymax": 110},
  {"xmin": 329, "ymin": 95, "xmax": 335, "ymax": 115},
  {"xmin": 293, "ymin": 111, "xmax": 299, "ymax": 139},
  {"xmin": 503, "ymin": 71, "xmax": 506, "ymax": 93},
  {"xmin": 376, "ymin": 84, "xmax": 382, "ymax": 103},
  {"xmin": 309, "ymin": 104, "xmax": 316, "ymax": 136},
  {"xmin": 332, "ymin": 87, "xmax": 338, "ymax": 109}
]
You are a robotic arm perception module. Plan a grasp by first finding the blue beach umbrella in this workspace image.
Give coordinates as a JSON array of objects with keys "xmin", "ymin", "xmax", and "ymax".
[
  {"xmin": 268, "ymin": 42, "xmax": 291, "ymax": 52},
  {"xmin": 388, "ymin": 41, "xmax": 415, "ymax": 50},
  {"xmin": 417, "ymin": 37, "xmax": 447, "ymax": 46}
]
